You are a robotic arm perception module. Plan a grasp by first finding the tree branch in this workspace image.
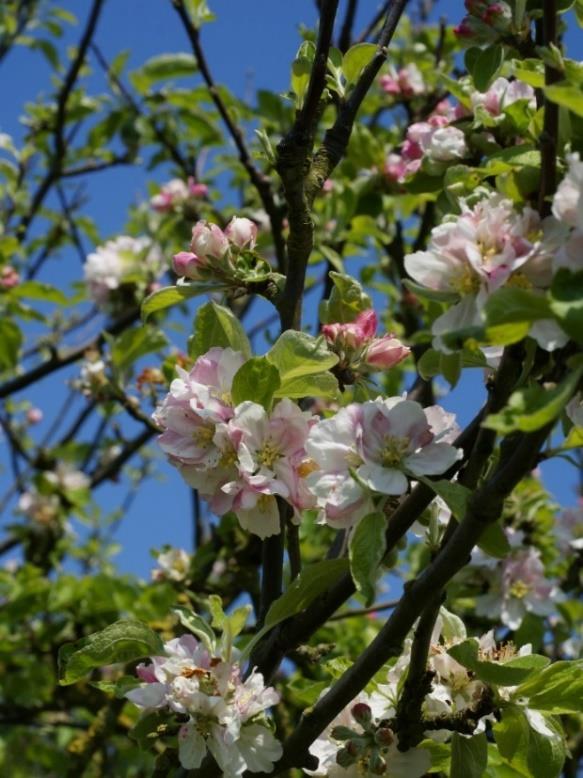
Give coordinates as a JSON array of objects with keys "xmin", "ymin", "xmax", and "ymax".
[{"xmin": 538, "ymin": 0, "xmax": 560, "ymax": 216}]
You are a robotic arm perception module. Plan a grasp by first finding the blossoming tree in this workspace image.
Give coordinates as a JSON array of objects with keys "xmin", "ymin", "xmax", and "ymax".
[{"xmin": 1, "ymin": 0, "xmax": 583, "ymax": 775}]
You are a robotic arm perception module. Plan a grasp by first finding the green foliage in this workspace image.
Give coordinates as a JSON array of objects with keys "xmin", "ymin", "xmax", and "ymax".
[
  {"xmin": 450, "ymin": 732, "xmax": 487, "ymax": 778},
  {"xmin": 342, "ymin": 43, "xmax": 377, "ymax": 85},
  {"xmin": 348, "ymin": 512, "xmax": 386, "ymax": 605},
  {"xmin": 188, "ymin": 300, "xmax": 251, "ymax": 359},
  {"xmin": 447, "ymin": 639, "xmax": 550, "ymax": 686},
  {"xmin": 494, "ymin": 706, "xmax": 566, "ymax": 778},
  {"xmin": 267, "ymin": 330, "xmax": 339, "ymax": 399},
  {"xmin": 58, "ymin": 620, "xmax": 165, "ymax": 685},
  {"xmin": 231, "ymin": 356, "xmax": 281, "ymax": 409},
  {"xmin": 320, "ymin": 271, "xmax": 372, "ymax": 323}
]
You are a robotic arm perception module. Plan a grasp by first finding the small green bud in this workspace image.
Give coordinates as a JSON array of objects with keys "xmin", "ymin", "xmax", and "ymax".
[{"xmin": 336, "ymin": 746, "xmax": 358, "ymax": 768}]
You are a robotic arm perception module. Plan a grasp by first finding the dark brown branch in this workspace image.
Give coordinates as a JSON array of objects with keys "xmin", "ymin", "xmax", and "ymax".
[
  {"xmin": 89, "ymin": 427, "xmax": 155, "ymax": 487},
  {"xmin": 338, "ymin": 0, "xmax": 358, "ymax": 52}
]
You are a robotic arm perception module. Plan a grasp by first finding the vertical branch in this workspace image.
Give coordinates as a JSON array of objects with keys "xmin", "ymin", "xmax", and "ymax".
[
  {"xmin": 538, "ymin": 0, "xmax": 560, "ymax": 216},
  {"xmin": 258, "ymin": 501, "xmax": 287, "ymax": 626},
  {"xmin": 338, "ymin": 0, "xmax": 358, "ymax": 52}
]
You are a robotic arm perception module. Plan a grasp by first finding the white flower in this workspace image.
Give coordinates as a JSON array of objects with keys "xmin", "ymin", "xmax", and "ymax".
[
  {"xmin": 84, "ymin": 235, "xmax": 164, "ymax": 306},
  {"xmin": 426, "ymin": 126, "xmax": 468, "ymax": 162},
  {"xmin": 152, "ymin": 548, "xmax": 190, "ymax": 582},
  {"xmin": 17, "ymin": 491, "xmax": 60, "ymax": 524},
  {"xmin": 471, "ymin": 77, "xmax": 536, "ymax": 118},
  {"xmin": 126, "ymin": 634, "xmax": 282, "ymax": 777},
  {"xmin": 552, "ymin": 153, "xmax": 583, "ymax": 230},
  {"xmin": 44, "ymin": 462, "xmax": 90, "ymax": 493}
]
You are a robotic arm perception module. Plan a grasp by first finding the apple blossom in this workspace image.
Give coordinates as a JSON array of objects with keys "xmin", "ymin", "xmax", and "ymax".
[
  {"xmin": 322, "ymin": 309, "xmax": 410, "ymax": 376},
  {"xmin": 17, "ymin": 490, "xmax": 60, "ymax": 524},
  {"xmin": 152, "ymin": 547, "xmax": 191, "ymax": 582},
  {"xmin": 150, "ymin": 177, "xmax": 208, "ymax": 212},
  {"xmin": 554, "ymin": 502, "xmax": 583, "ymax": 554},
  {"xmin": 471, "ymin": 77, "xmax": 536, "ymax": 118},
  {"xmin": 44, "ymin": 462, "xmax": 90, "ymax": 493},
  {"xmin": 190, "ymin": 220, "xmax": 230, "ymax": 260},
  {"xmin": 125, "ymin": 634, "xmax": 282, "ymax": 776},
  {"xmin": 380, "ymin": 63, "xmax": 425, "ymax": 98},
  {"xmin": 221, "ymin": 398, "xmax": 316, "ymax": 537},
  {"xmin": 455, "ymin": 1, "xmax": 513, "ymax": 41},
  {"xmin": 0, "ymin": 265, "xmax": 20, "ymax": 290},
  {"xmin": 305, "ymin": 398, "xmax": 461, "ymax": 528},
  {"xmin": 84, "ymin": 235, "xmax": 164, "ymax": 307},
  {"xmin": 404, "ymin": 192, "xmax": 566, "ymax": 350},
  {"xmin": 552, "ymin": 153, "xmax": 583, "ymax": 230},
  {"xmin": 26, "ymin": 407, "xmax": 43, "ymax": 425},
  {"xmin": 475, "ymin": 546, "xmax": 563, "ymax": 629},
  {"xmin": 224, "ymin": 216, "xmax": 258, "ymax": 249}
]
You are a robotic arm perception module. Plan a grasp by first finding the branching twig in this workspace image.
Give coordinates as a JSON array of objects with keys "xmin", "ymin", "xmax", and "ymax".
[{"xmin": 538, "ymin": 0, "xmax": 560, "ymax": 216}]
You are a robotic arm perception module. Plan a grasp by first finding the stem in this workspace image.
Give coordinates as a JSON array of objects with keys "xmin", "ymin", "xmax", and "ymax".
[{"xmin": 538, "ymin": 0, "xmax": 560, "ymax": 216}]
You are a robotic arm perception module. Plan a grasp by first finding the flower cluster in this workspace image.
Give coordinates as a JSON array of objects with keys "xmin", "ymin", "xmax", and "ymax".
[
  {"xmin": 405, "ymin": 192, "xmax": 567, "ymax": 350},
  {"xmin": 307, "ymin": 694, "xmax": 430, "ymax": 777},
  {"xmin": 153, "ymin": 347, "xmax": 316, "ymax": 538},
  {"xmin": 471, "ymin": 76, "xmax": 535, "ymax": 120},
  {"xmin": 152, "ymin": 547, "xmax": 191, "ymax": 582},
  {"xmin": 17, "ymin": 464, "xmax": 89, "ymax": 526},
  {"xmin": 384, "ymin": 109, "xmax": 468, "ymax": 183},
  {"xmin": 150, "ymin": 177, "xmax": 208, "ymax": 213},
  {"xmin": 172, "ymin": 217, "xmax": 258, "ymax": 282},
  {"xmin": 125, "ymin": 634, "xmax": 282, "ymax": 776},
  {"xmin": 305, "ymin": 399, "xmax": 461, "ymax": 529},
  {"xmin": 84, "ymin": 235, "xmax": 164, "ymax": 308},
  {"xmin": 322, "ymin": 310, "xmax": 410, "ymax": 379},
  {"xmin": 454, "ymin": 1, "xmax": 514, "ymax": 42},
  {"xmin": 472, "ymin": 534, "xmax": 563, "ymax": 629},
  {"xmin": 379, "ymin": 63, "xmax": 425, "ymax": 99}
]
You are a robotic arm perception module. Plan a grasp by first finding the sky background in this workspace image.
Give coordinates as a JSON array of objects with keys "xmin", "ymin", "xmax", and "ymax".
[{"xmin": 1, "ymin": 0, "xmax": 582, "ymax": 581}]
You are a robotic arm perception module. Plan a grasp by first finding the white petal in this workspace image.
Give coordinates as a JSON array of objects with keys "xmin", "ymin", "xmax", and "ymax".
[
  {"xmin": 357, "ymin": 463, "xmax": 408, "ymax": 495},
  {"xmin": 405, "ymin": 443, "xmax": 461, "ymax": 476},
  {"xmin": 236, "ymin": 497, "xmax": 281, "ymax": 538},
  {"xmin": 178, "ymin": 723, "xmax": 207, "ymax": 769},
  {"xmin": 125, "ymin": 683, "xmax": 167, "ymax": 709}
]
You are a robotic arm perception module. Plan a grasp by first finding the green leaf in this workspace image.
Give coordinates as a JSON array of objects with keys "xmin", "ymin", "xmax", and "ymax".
[
  {"xmin": 275, "ymin": 370, "xmax": 339, "ymax": 400},
  {"xmin": 342, "ymin": 42, "xmax": 377, "ymax": 84},
  {"xmin": 0, "ymin": 320, "xmax": 22, "ymax": 371},
  {"xmin": 416, "ymin": 477, "xmax": 470, "ymax": 521},
  {"xmin": 207, "ymin": 594, "xmax": 225, "ymax": 629},
  {"xmin": 403, "ymin": 279, "xmax": 459, "ymax": 304},
  {"xmin": 544, "ymin": 82, "xmax": 583, "ymax": 117},
  {"xmin": 9, "ymin": 281, "xmax": 68, "ymax": 305},
  {"xmin": 440, "ymin": 351, "xmax": 462, "ymax": 388},
  {"xmin": 320, "ymin": 271, "xmax": 372, "ymax": 324},
  {"xmin": 549, "ymin": 269, "xmax": 583, "ymax": 344},
  {"xmin": 188, "ymin": 301, "xmax": 251, "ymax": 360},
  {"xmin": 58, "ymin": 619, "xmax": 164, "ymax": 685},
  {"xmin": 448, "ymin": 639, "xmax": 550, "ymax": 686},
  {"xmin": 466, "ymin": 44, "xmax": 504, "ymax": 92},
  {"xmin": 241, "ymin": 559, "xmax": 348, "ymax": 660},
  {"xmin": 477, "ymin": 521, "xmax": 512, "ymax": 559},
  {"xmin": 484, "ymin": 288, "xmax": 552, "ymax": 327},
  {"xmin": 483, "ymin": 366, "xmax": 583, "ymax": 433},
  {"xmin": 130, "ymin": 52, "xmax": 197, "ymax": 92},
  {"xmin": 173, "ymin": 606, "xmax": 216, "ymax": 651},
  {"xmin": 231, "ymin": 356, "xmax": 281, "ymax": 409},
  {"xmin": 111, "ymin": 326, "xmax": 168, "ymax": 372},
  {"xmin": 348, "ymin": 513, "xmax": 386, "ymax": 606},
  {"xmin": 450, "ymin": 732, "xmax": 487, "ymax": 778},
  {"xmin": 141, "ymin": 282, "xmax": 226, "ymax": 320},
  {"xmin": 514, "ymin": 660, "xmax": 583, "ymax": 713},
  {"xmin": 291, "ymin": 41, "xmax": 315, "ymax": 108},
  {"xmin": 267, "ymin": 330, "xmax": 338, "ymax": 399},
  {"xmin": 494, "ymin": 706, "xmax": 565, "ymax": 778}
]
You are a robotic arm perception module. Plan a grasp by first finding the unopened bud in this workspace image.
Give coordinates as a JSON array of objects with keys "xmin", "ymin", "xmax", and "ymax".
[
  {"xmin": 351, "ymin": 702, "xmax": 372, "ymax": 727},
  {"xmin": 346, "ymin": 738, "xmax": 365, "ymax": 757},
  {"xmin": 375, "ymin": 727, "xmax": 394, "ymax": 747},
  {"xmin": 336, "ymin": 746, "xmax": 358, "ymax": 768},
  {"xmin": 369, "ymin": 749, "xmax": 387, "ymax": 775},
  {"xmin": 330, "ymin": 725, "xmax": 355, "ymax": 741}
]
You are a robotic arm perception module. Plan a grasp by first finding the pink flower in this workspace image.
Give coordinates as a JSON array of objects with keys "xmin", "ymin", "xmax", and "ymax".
[
  {"xmin": 380, "ymin": 63, "xmax": 425, "ymax": 98},
  {"xmin": 187, "ymin": 177, "xmax": 208, "ymax": 198},
  {"xmin": 471, "ymin": 77, "xmax": 536, "ymax": 118},
  {"xmin": 172, "ymin": 251, "xmax": 206, "ymax": 279},
  {"xmin": 190, "ymin": 221, "xmax": 230, "ymax": 260},
  {"xmin": 151, "ymin": 178, "xmax": 208, "ymax": 212},
  {"xmin": 0, "ymin": 265, "xmax": 20, "ymax": 290},
  {"xmin": 322, "ymin": 309, "xmax": 377, "ymax": 350},
  {"xmin": 365, "ymin": 336, "xmax": 411, "ymax": 369},
  {"xmin": 224, "ymin": 216, "xmax": 257, "ymax": 250},
  {"xmin": 26, "ymin": 407, "xmax": 43, "ymax": 425}
]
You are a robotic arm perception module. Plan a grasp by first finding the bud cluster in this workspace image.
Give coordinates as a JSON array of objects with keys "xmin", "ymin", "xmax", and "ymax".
[{"xmin": 454, "ymin": 1, "xmax": 514, "ymax": 43}]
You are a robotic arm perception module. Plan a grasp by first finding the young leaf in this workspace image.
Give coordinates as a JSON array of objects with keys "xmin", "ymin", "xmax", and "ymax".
[
  {"xmin": 188, "ymin": 301, "xmax": 251, "ymax": 359},
  {"xmin": 173, "ymin": 606, "xmax": 216, "ymax": 651},
  {"xmin": 549, "ymin": 268, "xmax": 583, "ymax": 345},
  {"xmin": 466, "ymin": 44, "xmax": 504, "ymax": 92},
  {"xmin": 111, "ymin": 326, "xmax": 168, "ymax": 372},
  {"xmin": 348, "ymin": 512, "xmax": 387, "ymax": 606},
  {"xmin": 267, "ymin": 330, "xmax": 338, "ymax": 399},
  {"xmin": 450, "ymin": 732, "xmax": 487, "ymax": 778},
  {"xmin": 58, "ymin": 620, "xmax": 164, "ymax": 686},
  {"xmin": 494, "ymin": 706, "xmax": 565, "ymax": 778},
  {"xmin": 544, "ymin": 82, "xmax": 583, "ymax": 117},
  {"xmin": 231, "ymin": 356, "xmax": 281, "ymax": 409},
  {"xmin": 484, "ymin": 287, "xmax": 552, "ymax": 326},
  {"xmin": 141, "ymin": 282, "xmax": 226, "ymax": 320},
  {"xmin": 320, "ymin": 271, "xmax": 372, "ymax": 324},
  {"xmin": 342, "ymin": 42, "xmax": 377, "ymax": 84},
  {"xmin": 483, "ymin": 366, "xmax": 583, "ymax": 434},
  {"xmin": 416, "ymin": 477, "xmax": 471, "ymax": 521},
  {"xmin": 10, "ymin": 280, "xmax": 69, "ymax": 305},
  {"xmin": 0, "ymin": 320, "xmax": 22, "ymax": 371},
  {"xmin": 514, "ymin": 660, "xmax": 583, "ymax": 713},
  {"xmin": 448, "ymin": 638, "xmax": 550, "ymax": 686}
]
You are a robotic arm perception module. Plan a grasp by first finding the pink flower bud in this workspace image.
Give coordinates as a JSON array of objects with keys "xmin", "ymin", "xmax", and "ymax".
[
  {"xmin": 187, "ymin": 177, "xmax": 209, "ymax": 198},
  {"xmin": 351, "ymin": 702, "xmax": 372, "ymax": 727},
  {"xmin": 224, "ymin": 216, "xmax": 258, "ymax": 250},
  {"xmin": 136, "ymin": 662, "xmax": 157, "ymax": 683},
  {"xmin": 454, "ymin": 17, "xmax": 475, "ymax": 37},
  {"xmin": 0, "ymin": 265, "xmax": 20, "ymax": 290},
  {"xmin": 322, "ymin": 178, "xmax": 334, "ymax": 193},
  {"xmin": 26, "ymin": 408, "xmax": 43, "ymax": 425},
  {"xmin": 365, "ymin": 336, "xmax": 411, "ymax": 370},
  {"xmin": 190, "ymin": 221, "xmax": 229, "ymax": 259},
  {"xmin": 173, "ymin": 251, "xmax": 204, "ymax": 279},
  {"xmin": 354, "ymin": 310, "xmax": 377, "ymax": 340},
  {"xmin": 322, "ymin": 310, "xmax": 378, "ymax": 351}
]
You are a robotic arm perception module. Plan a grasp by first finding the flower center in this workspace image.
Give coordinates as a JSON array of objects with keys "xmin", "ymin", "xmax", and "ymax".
[
  {"xmin": 509, "ymin": 580, "xmax": 530, "ymax": 599},
  {"xmin": 297, "ymin": 458, "xmax": 320, "ymax": 478},
  {"xmin": 506, "ymin": 272, "xmax": 532, "ymax": 290},
  {"xmin": 193, "ymin": 424, "xmax": 215, "ymax": 447},
  {"xmin": 452, "ymin": 265, "xmax": 480, "ymax": 295},
  {"xmin": 257, "ymin": 441, "xmax": 281, "ymax": 469},
  {"xmin": 380, "ymin": 436, "xmax": 410, "ymax": 467}
]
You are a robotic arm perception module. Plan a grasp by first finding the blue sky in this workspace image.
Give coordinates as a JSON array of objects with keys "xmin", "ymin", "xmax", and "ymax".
[{"xmin": 1, "ymin": 0, "xmax": 582, "ymax": 579}]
